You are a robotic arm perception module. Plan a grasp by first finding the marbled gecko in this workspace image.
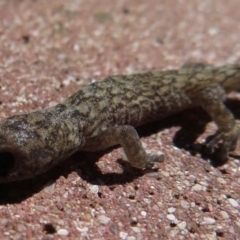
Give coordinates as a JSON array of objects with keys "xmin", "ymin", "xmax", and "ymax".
[{"xmin": 0, "ymin": 63, "xmax": 239, "ymax": 182}]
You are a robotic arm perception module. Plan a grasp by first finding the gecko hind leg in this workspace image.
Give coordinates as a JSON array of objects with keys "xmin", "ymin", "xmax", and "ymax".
[
  {"xmin": 197, "ymin": 83, "xmax": 239, "ymax": 162},
  {"xmin": 81, "ymin": 125, "xmax": 165, "ymax": 169}
]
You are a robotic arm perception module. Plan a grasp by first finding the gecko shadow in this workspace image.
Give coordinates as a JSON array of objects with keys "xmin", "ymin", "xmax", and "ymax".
[
  {"xmin": 0, "ymin": 149, "xmax": 148, "ymax": 204},
  {"xmin": 0, "ymin": 98, "xmax": 239, "ymax": 204}
]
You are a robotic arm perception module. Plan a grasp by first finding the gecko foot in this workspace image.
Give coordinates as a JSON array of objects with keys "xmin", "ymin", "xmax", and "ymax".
[
  {"xmin": 145, "ymin": 151, "xmax": 165, "ymax": 169},
  {"xmin": 205, "ymin": 125, "xmax": 240, "ymax": 162}
]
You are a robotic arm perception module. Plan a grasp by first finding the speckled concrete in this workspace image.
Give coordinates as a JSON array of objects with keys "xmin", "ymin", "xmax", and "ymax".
[{"xmin": 0, "ymin": 0, "xmax": 240, "ymax": 239}]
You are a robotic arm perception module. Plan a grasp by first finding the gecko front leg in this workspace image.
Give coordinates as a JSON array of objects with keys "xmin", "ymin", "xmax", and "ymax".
[
  {"xmin": 197, "ymin": 83, "xmax": 239, "ymax": 162},
  {"xmin": 81, "ymin": 125, "xmax": 165, "ymax": 169}
]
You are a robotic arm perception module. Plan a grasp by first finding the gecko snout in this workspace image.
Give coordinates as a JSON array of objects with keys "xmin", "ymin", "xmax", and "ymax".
[
  {"xmin": 0, "ymin": 151, "xmax": 15, "ymax": 177},
  {"xmin": 0, "ymin": 144, "xmax": 30, "ymax": 182}
]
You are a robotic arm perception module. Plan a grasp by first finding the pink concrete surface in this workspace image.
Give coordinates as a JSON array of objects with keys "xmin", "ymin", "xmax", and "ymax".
[{"xmin": 0, "ymin": 0, "xmax": 240, "ymax": 239}]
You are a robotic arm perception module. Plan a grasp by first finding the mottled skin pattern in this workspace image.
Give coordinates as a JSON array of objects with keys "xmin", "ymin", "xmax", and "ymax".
[{"xmin": 0, "ymin": 63, "xmax": 239, "ymax": 182}]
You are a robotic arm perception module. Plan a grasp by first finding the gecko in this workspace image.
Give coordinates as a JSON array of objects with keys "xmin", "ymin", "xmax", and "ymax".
[{"xmin": 0, "ymin": 63, "xmax": 239, "ymax": 183}]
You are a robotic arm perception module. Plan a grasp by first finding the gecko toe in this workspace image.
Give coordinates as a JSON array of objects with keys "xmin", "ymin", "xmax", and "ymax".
[
  {"xmin": 205, "ymin": 125, "xmax": 240, "ymax": 163},
  {"xmin": 145, "ymin": 152, "xmax": 165, "ymax": 169}
]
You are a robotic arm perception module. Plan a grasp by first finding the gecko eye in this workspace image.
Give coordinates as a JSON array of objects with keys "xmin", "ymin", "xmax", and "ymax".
[{"xmin": 0, "ymin": 151, "xmax": 15, "ymax": 177}]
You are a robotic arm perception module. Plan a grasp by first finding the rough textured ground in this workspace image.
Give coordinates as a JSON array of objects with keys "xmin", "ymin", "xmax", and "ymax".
[{"xmin": 0, "ymin": 0, "xmax": 240, "ymax": 239}]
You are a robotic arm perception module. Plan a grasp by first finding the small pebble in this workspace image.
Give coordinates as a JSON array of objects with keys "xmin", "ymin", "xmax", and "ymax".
[
  {"xmin": 78, "ymin": 226, "xmax": 89, "ymax": 233},
  {"xmin": 43, "ymin": 181, "xmax": 55, "ymax": 192},
  {"xmin": 217, "ymin": 177, "xmax": 226, "ymax": 184},
  {"xmin": 205, "ymin": 234, "xmax": 217, "ymax": 240},
  {"xmin": 131, "ymin": 217, "xmax": 138, "ymax": 223},
  {"xmin": 161, "ymin": 171, "xmax": 170, "ymax": 177},
  {"xmin": 34, "ymin": 205, "xmax": 45, "ymax": 212},
  {"xmin": 152, "ymin": 204, "xmax": 159, "ymax": 211},
  {"xmin": 143, "ymin": 198, "xmax": 151, "ymax": 204},
  {"xmin": 191, "ymin": 184, "xmax": 202, "ymax": 191},
  {"xmin": 120, "ymin": 231, "xmax": 128, "ymax": 239},
  {"xmin": 89, "ymin": 185, "xmax": 99, "ymax": 194},
  {"xmin": 181, "ymin": 200, "xmax": 190, "ymax": 209},
  {"xmin": 170, "ymin": 228, "xmax": 179, "ymax": 237},
  {"xmin": 17, "ymin": 224, "xmax": 26, "ymax": 232},
  {"xmin": 127, "ymin": 236, "xmax": 136, "ymax": 240},
  {"xmin": 177, "ymin": 221, "xmax": 187, "ymax": 230},
  {"xmin": 131, "ymin": 227, "xmax": 141, "ymax": 233},
  {"xmin": 57, "ymin": 229, "xmax": 69, "ymax": 236},
  {"xmin": 228, "ymin": 198, "xmax": 239, "ymax": 207},
  {"xmin": 203, "ymin": 217, "xmax": 216, "ymax": 224},
  {"xmin": 167, "ymin": 214, "xmax": 176, "ymax": 221},
  {"xmin": 235, "ymin": 221, "xmax": 240, "ymax": 228},
  {"xmin": 146, "ymin": 172, "xmax": 159, "ymax": 179},
  {"xmin": 141, "ymin": 211, "xmax": 147, "ymax": 217},
  {"xmin": 167, "ymin": 207, "xmax": 176, "ymax": 213},
  {"xmin": 219, "ymin": 211, "xmax": 229, "ymax": 219},
  {"xmin": 98, "ymin": 215, "xmax": 111, "ymax": 224},
  {"xmin": 109, "ymin": 224, "xmax": 119, "ymax": 235}
]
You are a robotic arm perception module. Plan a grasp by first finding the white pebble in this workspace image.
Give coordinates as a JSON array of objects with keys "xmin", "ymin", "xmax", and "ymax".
[
  {"xmin": 89, "ymin": 185, "xmax": 99, "ymax": 194},
  {"xmin": 228, "ymin": 198, "xmax": 239, "ymax": 207},
  {"xmin": 57, "ymin": 229, "xmax": 69, "ymax": 236},
  {"xmin": 170, "ymin": 228, "xmax": 179, "ymax": 237},
  {"xmin": 73, "ymin": 43, "xmax": 80, "ymax": 51},
  {"xmin": 191, "ymin": 184, "xmax": 202, "ymax": 191},
  {"xmin": 167, "ymin": 214, "xmax": 176, "ymax": 221},
  {"xmin": 127, "ymin": 236, "xmax": 136, "ymax": 240},
  {"xmin": 141, "ymin": 211, "xmax": 147, "ymax": 217},
  {"xmin": 217, "ymin": 177, "xmax": 226, "ymax": 184},
  {"xmin": 98, "ymin": 215, "xmax": 111, "ymax": 224},
  {"xmin": 143, "ymin": 198, "xmax": 151, "ymax": 204},
  {"xmin": 120, "ymin": 231, "xmax": 128, "ymax": 239},
  {"xmin": 161, "ymin": 171, "xmax": 170, "ymax": 177},
  {"xmin": 235, "ymin": 221, "xmax": 240, "ymax": 228},
  {"xmin": 131, "ymin": 227, "xmax": 141, "ymax": 233},
  {"xmin": 168, "ymin": 207, "xmax": 176, "ymax": 213},
  {"xmin": 177, "ymin": 221, "xmax": 187, "ymax": 230},
  {"xmin": 203, "ymin": 217, "xmax": 216, "ymax": 224},
  {"xmin": 219, "ymin": 211, "xmax": 229, "ymax": 219},
  {"xmin": 205, "ymin": 233, "xmax": 217, "ymax": 240},
  {"xmin": 181, "ymin": 200, "xmax": 190, "ymax": 209},
  {"xmin": 76, "ymin": 227, "xmax": 89, "ymax": 232}
]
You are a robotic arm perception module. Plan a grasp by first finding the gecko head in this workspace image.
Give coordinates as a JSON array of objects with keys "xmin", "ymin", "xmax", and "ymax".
[
  {"xmin": 0, "ymin": 110, "xmax": 81, "ymax": 183},
  {"xmin": 0, "ymin": 113, "xmax": 59, "ymax": 183}
]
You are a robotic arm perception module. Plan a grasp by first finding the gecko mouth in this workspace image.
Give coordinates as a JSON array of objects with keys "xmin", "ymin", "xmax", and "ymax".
[{"xmin": 0, "ymin": 151, "xmax": 15, "ymax": 177}]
